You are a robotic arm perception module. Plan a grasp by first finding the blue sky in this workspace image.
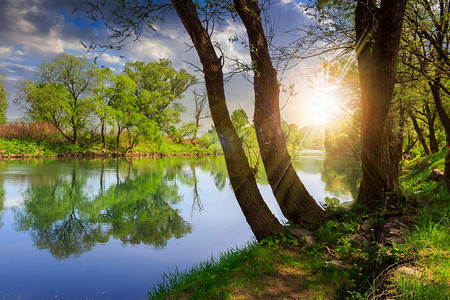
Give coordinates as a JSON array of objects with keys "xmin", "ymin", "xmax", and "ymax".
[{"xmin": 0, "ymin": 0, "xmax": 327, "ymax": 128}]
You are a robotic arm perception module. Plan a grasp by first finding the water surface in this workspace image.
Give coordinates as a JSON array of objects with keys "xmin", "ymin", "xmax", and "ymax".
[{"xmin": 0, "ymin": 152, "xmax": 360, "ymax": 299}]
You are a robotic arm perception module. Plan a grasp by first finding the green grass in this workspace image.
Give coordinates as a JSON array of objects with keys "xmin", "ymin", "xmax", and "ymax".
[
  {"xmin": 0, "ymin": 138, "xmax": 56, "ymax": 156},
  {"xmin": 148, "ymin": 236, "xmax": 357, "ymax": 300},
  {"xmin": 148, "ymin": 243, "xmax": 272, "ymax": 299},
  {"xmin": 0, "ymin": 136, "xmax": 218, "ymax": 158},
  {"xmin": 391, "ymin": 149, "xmax": 450, "ymax": 299},
  {"xmin": 391, "ymin": 195, "xmax": 450, "ymax": 299}
]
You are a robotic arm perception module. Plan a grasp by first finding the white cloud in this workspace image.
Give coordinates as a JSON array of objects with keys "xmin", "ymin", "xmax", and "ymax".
[
  {"xmin": 0, "ymin": 46, "xmax": 13, "ymax": 57},
  {"xmin": 0, "ymin": 61, "xmax": 35, "ymax": 73},
  {"xmin": 101, "ymin": 53, "xmax": 122, "ymax": 64},
  {"xmin": 128, "ymin": 37, "xmax": 177, "ymax": 62}
]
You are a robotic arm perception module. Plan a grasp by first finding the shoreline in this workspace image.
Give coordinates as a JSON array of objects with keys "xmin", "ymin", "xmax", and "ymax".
[{"xmin": 0, "ymin": 151, "xmax": 219, "ymax": 160}]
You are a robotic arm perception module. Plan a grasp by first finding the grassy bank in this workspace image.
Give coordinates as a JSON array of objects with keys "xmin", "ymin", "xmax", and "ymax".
[
  {"xmin": 392, "ymin": 150, "xmax": 450, "ymax": 299},
  {"xmin": 147, "ymin": 150, "xmax": 450, "ymax": 299},
  {"xmin": 0, "ymin": 122, "xmax": 222, "ymax": 158},
  {"xmin": 0, "ymin": 137, "xmax": 215, "ymax": 158}
]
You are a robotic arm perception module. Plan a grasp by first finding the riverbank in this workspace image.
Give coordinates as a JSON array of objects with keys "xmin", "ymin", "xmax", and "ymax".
[
  {"xmin": 147, "ymin": 150, "xmax": 450, "ymax": 299},
  {"xmin": 0, "ymin": 138, "xmax": 218, "ymax": 159}
]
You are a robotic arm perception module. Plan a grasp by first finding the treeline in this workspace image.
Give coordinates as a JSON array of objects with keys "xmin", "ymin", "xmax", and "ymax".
[{"xmin": 2, "ymin": 53, "xmax": 220, "ymax": 155}]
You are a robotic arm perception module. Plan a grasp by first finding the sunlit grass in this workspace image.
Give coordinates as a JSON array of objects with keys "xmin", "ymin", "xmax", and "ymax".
[
  {"xmin": 148, "ymin": 237, "xmax": 356, "ymax": 300},
  {"xmin": 392, "ymin": 149, "xmax": 450, "ymax": 299}
]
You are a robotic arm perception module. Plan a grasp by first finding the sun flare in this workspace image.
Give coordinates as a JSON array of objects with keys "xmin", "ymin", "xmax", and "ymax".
[{"xmin": 309, "ymin": 86, "xmax": 342, "ymax": 126}]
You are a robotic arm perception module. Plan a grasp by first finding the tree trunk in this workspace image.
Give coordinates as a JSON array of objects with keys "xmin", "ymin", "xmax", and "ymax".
[
  {"xmin": 71, "ymin": 115, "xmax": 78, "ymax": 145},
  {"xmin": 426, "ymin": 104, "xmax": 439, "ymax": 153},
  {"xmin": 171, "ymin": 0, "xmax": 283, "ymax": 240},
  {"xmin": 116, "ymin": 125, "xmax": 123, "ymax": 151},
  {"xmin": 233, "ymin": 0, "xmax": 324, "ymax": 229},
  {"xmin": 410, "ymin": 113, "xmax": 431, "ymax": 156},
  {"xmin": 429, "ymin": 80, "xmax": 450, "ymax": 190},
  {"xmin": 101, "ymin": 118, "xmax": 106, "ymax": 149},
  {"xmin": 73, "ymin": 123, "xmax": 78, "ymax": 145},
  {"xmin": 445, "ymin": 149, "xmax": 450, "ymax": 190},
  {"xmin": 430, "ymin": 81, "xmax": 450, "ymax": 146},
  {"xmin": 355, "ymin": 0, "xmax": 407, "ymax": 208}
]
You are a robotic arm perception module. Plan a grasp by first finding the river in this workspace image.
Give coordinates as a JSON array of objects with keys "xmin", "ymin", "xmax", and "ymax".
[{"xmin": 0, "ymin": 152, "xmax": 360, "ymax": 299}]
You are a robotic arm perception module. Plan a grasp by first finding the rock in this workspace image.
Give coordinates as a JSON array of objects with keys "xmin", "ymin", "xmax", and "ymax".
[
  {"xmin": 360, "ymin": 219, "xmax": 374, "ymax": 232},
  {"xmin": 395, "ymin": 265, "xmax": 421, "ymax": 277},
  {"xmin": 429, "ymin": 168, "xmax": 444, "ymax": 182},
  {"xmin": 347, "ymin": 233, "xmax": 369, "ymax": 247},
  {"xmin": 325, "ymin": 260, "xmax": 351, "ymax": 269},
  {"xmin": 379, "ymin": 218, "xmax": 409, "ymax": 247},
  {"xmin": 288, "ymin": 228, "xmax": 314, "ymax": 245}
]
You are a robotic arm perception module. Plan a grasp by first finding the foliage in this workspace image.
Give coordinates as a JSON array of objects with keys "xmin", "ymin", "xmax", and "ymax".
[
  {"xmin": 16, "ymin": 53, "xmax": 102, "ymax": 145},
  {"xmin": 12, "ymin": 54, "xmax": 201, "ymax": 154},
  {"xmin": 199, "ymin": 126, "xmax": 223, "ymax": 155},
  {"xmin": 392, "ymin": 150, "xmax": 450, "ymax": 299},
  {"xmin": 0, "ymin": 138, "xmax": 55, "ymax": 156},
  {"xmin": 123, "ymin": 59, "xmax": 196, "ymax": 132},
  {"xmin": 168, "ymin": 122, "xmax": 197, "ymax": 144},
  {"xmin": 0, "ymin": 75, "xmax": 7, "ymax": 124},
  {"xmin": 231, "ymin": 109, "xmax": 249, "ymax": 131}
]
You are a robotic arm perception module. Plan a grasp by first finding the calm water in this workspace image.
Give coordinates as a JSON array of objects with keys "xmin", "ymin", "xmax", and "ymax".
[{"xmin": 0, "ymin": 152, "xmax": 360, "ymax": 299}]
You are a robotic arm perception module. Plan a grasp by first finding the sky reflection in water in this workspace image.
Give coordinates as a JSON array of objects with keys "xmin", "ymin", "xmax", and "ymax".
[{"xmin": 0, "ymin": 153, "xmax": 360, "ymax": 299}]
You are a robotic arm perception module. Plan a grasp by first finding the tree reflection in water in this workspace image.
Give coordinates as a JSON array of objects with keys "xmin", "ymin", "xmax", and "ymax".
[
  {"xmin": 291, "ymin": 152, "xmax": 361, "ymax": 202},
  {"xmin": 321, "ymin": 157, "xmax": 361, "ymax": 201},
  {"xmin": 13, "ymin": 159, "xmax": 195, "ymax": 259},
  {"xmin": 5, "ymin": 155, "xmax": 360, "ymax": 260}
]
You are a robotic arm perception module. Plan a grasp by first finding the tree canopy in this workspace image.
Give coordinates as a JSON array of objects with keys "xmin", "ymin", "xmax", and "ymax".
[{"xmin": 123, "ymin": 59, "xmax": 196, "ymax": 132}]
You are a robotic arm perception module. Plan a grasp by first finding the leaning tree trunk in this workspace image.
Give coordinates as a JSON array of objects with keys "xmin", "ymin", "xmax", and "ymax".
[
  {"xmin": 171, "ymin": 0, "xmax": 283, "ymax": 240},
  {"xmin": 430, "ymin": 80, "xmax": 450, "ymax": 190},
  {"xmin": 410, "ymin": 113, "xmax": 431, "ymax": 156},
  {"xmin": 233, "ymin": 0, "xmax": 324, "ymax": 229},
  {"xmin": 355, "ymin": 0, "xmax": 407, "ymax": 209}
]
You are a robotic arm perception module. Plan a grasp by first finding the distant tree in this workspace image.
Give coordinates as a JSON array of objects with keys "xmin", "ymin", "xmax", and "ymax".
[
  {"xmin": 0, "ymin": 75, "xmax": 7, "ymax": 124},
  {"xmin": 92, "ymin": 68, "xmax": 114, "ymax": 149},
  {"xmin": 192, "ymin": 92, "xmax": 210, "ymax": 141},
  {"xmin": 106, "ymin": 74, "xmax": 161, "ymax": 152},
  {"xmin": 231, "ymin": 109, "xmax": 249, "ymax": 132},
  {"xmin": 123, "ymin": 59, "xmax": 196, "ymax": 132},
  {"xmin": 16, "ymin": 53, "xmax": 102, "ymax": 145},
  {"xmin": 169, "ymin": 122, "xmax": 197, "ymax": 143}
]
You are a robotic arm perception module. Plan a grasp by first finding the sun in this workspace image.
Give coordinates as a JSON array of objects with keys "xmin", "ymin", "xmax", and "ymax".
[{"xmin": 308, "ymin": 86, "xmax": 343, "ymax": 126}]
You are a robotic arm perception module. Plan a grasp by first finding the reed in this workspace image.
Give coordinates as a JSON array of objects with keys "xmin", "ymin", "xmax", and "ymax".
[{"xmin": 0, "ymin": 122, "xmax": 61, "ymax": 142}]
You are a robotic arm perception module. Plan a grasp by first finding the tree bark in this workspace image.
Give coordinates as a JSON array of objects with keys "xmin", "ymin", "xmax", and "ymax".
[
  {"xmin": 101, "ymin": 118, "xmax": 106, "ymax": 149},
  {"xmin": 171, "ymin": 0, "xmax": 283, "ymax": 240},
  {"xmin": 233, "ymin": 0, "xmax": 324, "ymax": 229},
  {"xmin": 355, "ymin": 0, "xmax": 407, "ymax": 208},
  {"xmin": 429, "ymin": 80, "xmax": 450, "ymax": 190},
  {"xmin": 424, "ymin": 102, "xmax": 439, "ymax": 153},
  {"xmin": 410, "ymin": 112, "xmax": 431, "ymax": 156},
  {"xmin": 430, "ymin": 81, "xmax": 450, "ymax": 146}
]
